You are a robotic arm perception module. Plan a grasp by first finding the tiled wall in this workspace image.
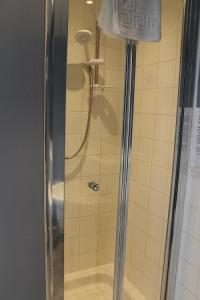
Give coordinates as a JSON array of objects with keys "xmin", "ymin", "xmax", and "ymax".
[
  {"xmin": 65, "ymin": 2, "xmax": 192, "ymax": 300},
  {"xmin": 125, "ymin": 0, "xmax": 184, "ymax": 299},
  {"xmin": 64, "ymin": 0, "xmax": 124, "ymax": 275}
]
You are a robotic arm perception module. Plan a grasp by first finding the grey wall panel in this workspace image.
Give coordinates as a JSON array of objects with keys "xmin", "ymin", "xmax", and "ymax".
[{"xmin": 0, "ymin": 1, "xmax": 45, "ymax": 299}]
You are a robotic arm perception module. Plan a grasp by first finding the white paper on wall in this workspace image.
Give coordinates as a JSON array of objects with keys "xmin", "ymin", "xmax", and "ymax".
[{"xmin": 190, "ymin": 108, "xmax": 200, "ymax": 177}]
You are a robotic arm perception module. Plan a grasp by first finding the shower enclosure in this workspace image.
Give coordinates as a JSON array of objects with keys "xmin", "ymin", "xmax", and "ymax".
[{"xmin": 45, "ymin": 0, "xmax": 187, "ymax": 300}]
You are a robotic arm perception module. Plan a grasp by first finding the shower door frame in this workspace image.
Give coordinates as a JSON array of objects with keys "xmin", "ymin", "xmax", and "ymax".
[
  {"xmin": 45, "ymin": 0, "xmax": 68, "ymax": 299},
  {"xmin": 44, "ymin": 0, "xmax": 199, "ymax": 300}
]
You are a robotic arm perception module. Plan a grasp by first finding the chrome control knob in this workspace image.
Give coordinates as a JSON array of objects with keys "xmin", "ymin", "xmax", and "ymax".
[{"xmin": 88, "ymin": 181, "xmax": 100, "ymax": 192}]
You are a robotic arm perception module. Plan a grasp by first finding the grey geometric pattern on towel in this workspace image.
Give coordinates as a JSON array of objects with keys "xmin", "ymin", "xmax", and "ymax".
[{"xmin": 113, "ymin": 0, "xmax": 161, "ymax": 42}]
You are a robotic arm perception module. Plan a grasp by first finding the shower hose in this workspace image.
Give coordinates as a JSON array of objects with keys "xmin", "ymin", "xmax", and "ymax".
[{"xmin": 65, "ymin": 66, "xmax": 94, "ymax": 160}]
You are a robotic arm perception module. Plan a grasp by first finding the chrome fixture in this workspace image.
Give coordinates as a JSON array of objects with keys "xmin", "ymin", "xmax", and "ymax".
[
  {"xmin": 44, "ymin": 0, "xmax": 68, "ymax": 299},
  {"xmin": 113, "ymin": 40, "xmax": 136, "ymax": 300},
  {"xmin": 65, "ymin": 26, "xmax": 102, "ymax": 160},
  {"xmin": 88, "ymin": 181, "xmax": 100, "ymax": 192},
  {"xmin": 95, "ymin": 21, "xmax": 101, "ymax": 84},
  {"xmin": 75, "ymin": 30, "xmax": 93, "ymax": 44},
  {"xmin": 75, "ymin": 30, "xmax": 93, "ymax": 62}
]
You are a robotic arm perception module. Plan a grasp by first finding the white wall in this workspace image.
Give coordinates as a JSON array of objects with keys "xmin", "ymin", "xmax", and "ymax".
[{"xmin": 175, "ymin": 108, "xmax": 200, "ymax": 300}]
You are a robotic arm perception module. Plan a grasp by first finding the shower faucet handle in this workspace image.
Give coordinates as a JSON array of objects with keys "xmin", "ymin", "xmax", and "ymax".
[{"xmin": 88, "ymin": 181, "xmax": 100, "ymax": 192}]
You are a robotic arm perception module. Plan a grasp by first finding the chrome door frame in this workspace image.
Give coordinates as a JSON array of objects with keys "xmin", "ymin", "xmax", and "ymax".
[
  {"xmin": 44, "ymin": 0, "xmax": 68, "ymax": 300},
  {"xmin": 113, "ymin": 40, "xmax": 136, "ymax": 300}
]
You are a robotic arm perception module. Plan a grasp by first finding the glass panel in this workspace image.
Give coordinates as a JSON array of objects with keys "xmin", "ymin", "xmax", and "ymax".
[
  {"xmin": 64, "ymin": 0, "xmax": 185, "ymax": 300},
  {"xmin": 124, "ymin": 1, "xmax": 185, "ymax": 300},
  {"xmin": 64, "ymin": 1, "xmax": 124, "ymax": 299}
]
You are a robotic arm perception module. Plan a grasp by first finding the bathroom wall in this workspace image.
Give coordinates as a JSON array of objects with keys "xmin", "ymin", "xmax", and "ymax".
[
  {"xmin": 64, "ymin": 0, "xmax": 124, "ymax": 275},
  {"xmin": 125, "ymin": 0, "xmax": 184, "ymax": 299},
  {"xmin": 0, "ymin": 1, "xmax": 46, "ymax": 299},
  {"xmin": 174, "ymin": 159, "xmax": 200, "ymax": 299}
]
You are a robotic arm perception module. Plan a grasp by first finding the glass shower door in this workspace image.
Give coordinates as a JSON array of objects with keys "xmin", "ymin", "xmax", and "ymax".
[
  {"xmin": 123, "ymin": 1, "xmax": 184, "ymax": 300},
  {"xmin": 63, "ymin": 1, "xmax": 186, "ymax": 300},
  {"xmin": 64, "ymin": 1, "xmax": 125, "ymax": 299},
  {"xmin": 46, "ymin": 0, "xmax": 187, "ymax": 300}
]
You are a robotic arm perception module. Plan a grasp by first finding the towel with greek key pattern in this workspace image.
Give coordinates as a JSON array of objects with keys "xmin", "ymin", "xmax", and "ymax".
[{"xmin": 99, "ymin": 0, "xmax": 161, "ymax": 42}]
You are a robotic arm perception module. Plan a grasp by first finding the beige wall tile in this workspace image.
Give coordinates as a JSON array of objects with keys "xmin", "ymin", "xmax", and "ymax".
[
  {"xmin": 162, "ymin": 4, "xmax": 180, "ymax": 36},
  {"xmin": 159, "ymin": 32, "xmax": 178, "ymax": 62},
  {"xmin": 65, "ymin": 198, "xmax": 80, "ymax": 219},
  {"xmin": 132, "ymin": 204, "xmax": 148, "ymax": 231},
  {"xmin": 84, "ymin": 134, "xmax": 101, "ymax": 155},
  {"xmin": 68, "ymin": 44, "xmax": 84, "ymax": 64},
  {"xmin": 143, "ymin": 43, "xmax": 159, "ymax": 65},
  {"xmin": 147, "ymin": 213, "xmax": 165, "ymax": 242},
  {"xmin": 143, "ymin": 277, "xmax": 159, "ymax": 300},
  {"xmin": 158, "ymin": 60, "xmax": 177, "ymax": 88},
  {"xmin": 81, "ymin": 155, "xmax": 100, "ymax": 177},
  {"xmin": 140, "ymin": 90, "xmax": 156, "ymax": 114},
  {"xmin": 100, "ymin": 174, "xmax": 118, "ymax": 194},
  {"xmin": 135, "ymin": 67, "xmax": 143, "ymax": 90},
  {"xmin": 137, "ymin": 138, "xmax": 154, "ymax": 163},
  {"xmin": 65, "ymin": 156, "xmax": 82, "ymax": 179},
  {"xmin": 149, "ymin": 190, "xmax": 169, "ymax": 220},
  {"xmin": 98, "ymin": 213, "xmax": 116, "ymax": 231},
  {"xmin": 67, "ymin": 90, "xmax": 83, "ymax": 112},
  {"xmin": 65, "ymin": 218, "xmax": 79, "ymax": 238},
  {"xmin": 140, "ymin": 114, "xmax": 155, "ymax": 139},
  {"xmin": 133, "ymin": 114, "xmax": 141, "ymax": 137},
  {"xmin": 150, "ymin": 165, "xmax": 171, "ymax": 194},
  {"xmin": 152, "ymin": 141, "xmax": 173, "ymax": 169},
  {"xmin": 100, "ymin": 154, "xmax": 120, "ymax": 175},
  {"xmin": 105, "ymin": 69, "xmax": 123, "ymax": 89},
  {"xmin": 145, "ymin": 235, "xmax": 161, "ymax": 264},
  {"xmin": 66, "ymin": 112, "xmax": 83, "ymax": 134},
  {"xmin": 65, "ymin": 178, "xmax": 81, "ymax": 199},
  {"xmin": 98, "ymin": 230, "xmax": 115, "ymax": 250},
  {"xmin": 155, "ymin": 88, "xmax": 177, "ymax": 115},
  {"xmin": 80, "ymin": 195, "xmax": 99, "ymax": 217},
  {"xmin": 134, "ymin": 183, "xmax": 150, "ymax": 209},
  {"xmin": 131, "ymin": 248, "xmax": 145, "ymax": 273},
  {"xmin": 105, "ymin": 47, "xmax": 123, "ymax": 70},
  {"xmin": 162, "ymin": 0, "xmax": 178, "ymax": 8},
  {"xmin": 97, "ymin": 248, "xmax": 114, "ymax": 265},
  {"xmin": 80, "ymin": 216, "xmax": 98, "ymax": 235},
  {"xmin": 144, "ymin": 257, "xmax": 160, "ymax": 285},
  {"xmin": 136, "ymin": 160, "xmax": 151, "ymax": 186},
  {"xmin": 142, "ymin": 65, "xmax": 158, "ymax": 90},
  {"xmin": 136, "ymin": 43, "xmax": 144, "ymax": 67},
  {"xmin": 79, "ymin": 252, "xmax": 97, "ymax": 270},
  {"xmin": 99, "ymin": 194, "xmax": 117, "ymax": 214},
  {"xmin": 65, "ymin": 134, "xmax": 83, "ymax": 157},
  {"xmin": 80, "ymin": 234, "xmax": 98, "ymax": 253},
  {"xmin": 65, "ymin": 237, "xmax": 79, "ymax": 257},
  {"xmin": 65, "ymin": 255, "xmax": 80, "ymax": 274}
]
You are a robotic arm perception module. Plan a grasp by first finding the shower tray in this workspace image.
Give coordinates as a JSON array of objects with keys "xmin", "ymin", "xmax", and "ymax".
[{"xmin": 64, "ymin": 264, "xmax": 145, "ymax": 300}]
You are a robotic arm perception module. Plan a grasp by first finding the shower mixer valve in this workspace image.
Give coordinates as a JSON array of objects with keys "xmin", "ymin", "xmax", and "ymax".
[{"xmin": 88, "ymin": 181, "xmax": 100, "ymax": 192}]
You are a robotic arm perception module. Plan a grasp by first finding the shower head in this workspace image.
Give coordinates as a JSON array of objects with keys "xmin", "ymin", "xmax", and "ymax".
[{"xmin": 75, "ymin": 30, "xmax": 93, "ymax": 44}]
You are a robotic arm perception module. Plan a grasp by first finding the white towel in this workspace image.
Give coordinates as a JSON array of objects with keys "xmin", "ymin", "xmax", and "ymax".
[{"xmin": 98, "ymin": 0, "xmax": 161, "ymax": 42}]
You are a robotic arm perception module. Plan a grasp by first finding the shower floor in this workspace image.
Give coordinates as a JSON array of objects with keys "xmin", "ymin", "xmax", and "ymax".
[{"xmin": 64, "ymin": 264, "xmax": 145, "ymax": 300}]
